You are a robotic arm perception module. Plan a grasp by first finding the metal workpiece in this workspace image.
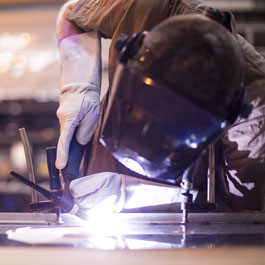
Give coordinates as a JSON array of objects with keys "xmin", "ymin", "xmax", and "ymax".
[
  {"xmin": 0, "ymin": 212, "xmax": 87, "ymax": 234},
  {"xmin": 1, "ymin": 212, "xmax": 265, "ymax": 227},
  {"xmin": 0, "ymin": 212, "xmax": 62, "ymax": 226},
  {"xmin": 1, "ymin": 212, "xmax": 265, "ymax": 249},
  {"xmin": 18, "ymin": 127, "xmax": 38, "ymax": 204},
  {"xmin": 117, "ymin": 212, "xmax": 265, "ymax": 225}
]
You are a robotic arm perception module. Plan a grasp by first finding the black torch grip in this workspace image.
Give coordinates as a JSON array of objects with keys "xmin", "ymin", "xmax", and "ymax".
[
  {"xmin": 61, "ymin": 134, "xmax": 85, "ymax": 180},
  {"xmin": 46, "ymin": 147, "xmax": 61, "ymax": 190}
]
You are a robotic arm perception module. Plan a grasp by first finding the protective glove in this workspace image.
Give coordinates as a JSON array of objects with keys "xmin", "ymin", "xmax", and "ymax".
[
  {"xmin": 55, "ymin": 0, "xmax": 102, "ymax": 169},
  {"xmin": 70, "ymin": 172, "xmax": 126, "ymax": 213},
  {"xmin": 69, "ymin": 172, "xmax": 198, "ymax": 213}
]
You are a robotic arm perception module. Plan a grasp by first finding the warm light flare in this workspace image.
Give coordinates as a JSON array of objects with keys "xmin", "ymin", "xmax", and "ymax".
[
  {"xmin": 143, "ymin": 77, "xmax": 154, "ymax": 86},
  {"xmin": 19, "ymin": 33, "xmax": 32, "ymax": 46},
  {"xmin": 13, "ymin": 56, "xmax": 27, "ymax": 68}
]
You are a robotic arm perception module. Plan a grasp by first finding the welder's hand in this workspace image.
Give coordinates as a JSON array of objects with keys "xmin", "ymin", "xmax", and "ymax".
[
  {"xmin": 56, "ymin": 0, "xmax": 83, "ymax": 43},
  {"xmin": 56, "ymin": 82, "xmax": 100, "ymax": 170},
  {"xmin": 69, "ymin": 172, "xmax": 125, "ymax": 213},
  {"xmin": 55, "ymin": 6, "xmax": 102, "ymax": 169}
]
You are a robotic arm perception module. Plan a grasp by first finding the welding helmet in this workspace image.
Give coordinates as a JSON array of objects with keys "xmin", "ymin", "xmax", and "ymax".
[{"xmin": 99, "ymin": 15, "xmax": 251, "ymax": 183}]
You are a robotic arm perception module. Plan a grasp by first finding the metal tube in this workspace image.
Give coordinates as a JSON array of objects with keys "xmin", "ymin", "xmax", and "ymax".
[
  {"xmin": 19, "ymin": 127, "xmax": 38, "ymax": 203},
  {"xmin": 207, "ymin": 144, "xmax": 215, "ymax": 203}
]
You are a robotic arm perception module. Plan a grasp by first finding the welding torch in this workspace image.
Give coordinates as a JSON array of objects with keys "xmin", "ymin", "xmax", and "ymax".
[
  {"xmin": 9, "ymin": 169, "xmax": 90, "ymax": 221},
  {"xmin": 10, "ymin": 134, "xmax": 87, "ymax": 220},
  {"xmin": 10, "ymin": 171, "xmax": 79, "ymax": 213}
]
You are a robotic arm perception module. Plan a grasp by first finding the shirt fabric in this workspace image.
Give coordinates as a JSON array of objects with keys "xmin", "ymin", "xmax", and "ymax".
[{"xmin": 67, "ymin": 0, "xmax": 265, "ymax": 211}]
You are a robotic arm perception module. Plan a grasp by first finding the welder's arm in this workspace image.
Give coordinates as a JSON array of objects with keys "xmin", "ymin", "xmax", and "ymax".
[
  {"xmin": 69, "ymin": 172, "xmax": 198, "ymax": 213},
  {"xmin": 56, "ymin": 0, "xmax": 102, "ymax": 170}
]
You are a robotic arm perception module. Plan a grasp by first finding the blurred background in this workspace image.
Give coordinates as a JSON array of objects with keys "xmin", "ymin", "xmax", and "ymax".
[{"xmin": 0, "ymin": 0, "xmax": 264, "ymax": 212}]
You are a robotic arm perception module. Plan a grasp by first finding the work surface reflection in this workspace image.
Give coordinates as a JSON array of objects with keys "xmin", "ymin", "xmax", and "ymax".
[{"xmin": 1, "ymin": 212, "xmax": 265, "ymax": 249}]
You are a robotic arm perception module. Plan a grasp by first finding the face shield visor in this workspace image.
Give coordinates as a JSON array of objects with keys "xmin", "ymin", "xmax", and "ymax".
[{"xmin": 99, "ymin": 65, "xmax": 229, "ymax": 183}]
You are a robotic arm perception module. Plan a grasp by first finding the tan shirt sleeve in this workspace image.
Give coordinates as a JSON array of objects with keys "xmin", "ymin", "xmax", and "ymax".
[
  {"xmin": 68, "ymin": 0, "xmax": 172, "ymax": 83},
  {"xmin": 67, "ymin": 0, "xmax": 207, "ymax": 82},
  {"xmin": 67, "ymin": 0, "xmax": 135, "ymax": 38},
  {"xmin": 67, "ymin": 0, "xmax": 207, "ymax": 36}
]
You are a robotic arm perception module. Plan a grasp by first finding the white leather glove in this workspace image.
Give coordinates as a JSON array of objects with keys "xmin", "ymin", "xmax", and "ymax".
[
  {"xmin": 70, "ymin": 172, "xmax": 126, "ymax": 213},
  {"xmin": 55, "ymin": 1, "xmax": 102, "ymax": 169},
  {"xmin": 69, "ymin": 172, "xmax": 198, "ymax": 213}
]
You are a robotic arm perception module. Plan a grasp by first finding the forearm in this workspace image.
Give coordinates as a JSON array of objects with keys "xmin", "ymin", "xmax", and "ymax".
[
  {"xmin": 57, "ymin": 0, "xmax": 102, "ymax": 91},
  {"xmin": 59, "ymin": 32, "xmax": 101, "ymax": 92},
  {"xmin": 55, "ymin": 1, "xmax": 102, "ymax": 169}
]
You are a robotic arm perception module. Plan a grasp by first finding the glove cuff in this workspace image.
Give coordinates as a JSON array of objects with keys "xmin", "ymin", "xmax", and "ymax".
[
  {"xmin": 60, "ymin": 83, "xmax": 100, "ymax": 96},
  {"xmin": 59, "ymin": 31, "xmax": 102, "ymax": 90}
]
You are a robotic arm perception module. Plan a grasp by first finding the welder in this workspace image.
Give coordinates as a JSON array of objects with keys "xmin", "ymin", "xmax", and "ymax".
[{"xmin": 55, "ymin": 0, "xmax": 265, "ymax": 213}]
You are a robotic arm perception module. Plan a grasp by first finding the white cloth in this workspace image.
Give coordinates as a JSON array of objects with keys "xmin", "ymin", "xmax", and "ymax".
[{"xmin": 56, "ymin": 31, "xmax": 102, "ymax": 169}]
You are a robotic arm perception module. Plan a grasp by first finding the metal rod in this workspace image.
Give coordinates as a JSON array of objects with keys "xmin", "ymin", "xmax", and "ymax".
[
  {"xmin": 207, "ymin": 144, "xmax": 215, "ymax": 203},
  {"xmin": 19, "ymin": 127, "xmax": 38, "ymax": 203}
]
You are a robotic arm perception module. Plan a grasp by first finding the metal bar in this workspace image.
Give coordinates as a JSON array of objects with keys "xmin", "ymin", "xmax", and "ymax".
[
  {"xmin": 104, "ymin": 212, "xmax": 265, "ymax": 225},
  {"xmin": 207, "ymin": 145, "xmax": 215, "ymax": 203},
  {"xmin": 1, "ymin": 212, "xmax": 265, "ymax": 227},
  {"xmin": 0, "ymin": 212, "xmax": 58, "ymax": 225},
  {"xmin": 19, "ymin": 127, "xmax": 38, "ymax": 203}
]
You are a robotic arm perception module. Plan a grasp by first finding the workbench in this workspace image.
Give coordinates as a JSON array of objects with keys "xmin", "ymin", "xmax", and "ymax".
[{"xmin": 0, "ymin": 212, "xmax": 265, "ymax": 265}]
